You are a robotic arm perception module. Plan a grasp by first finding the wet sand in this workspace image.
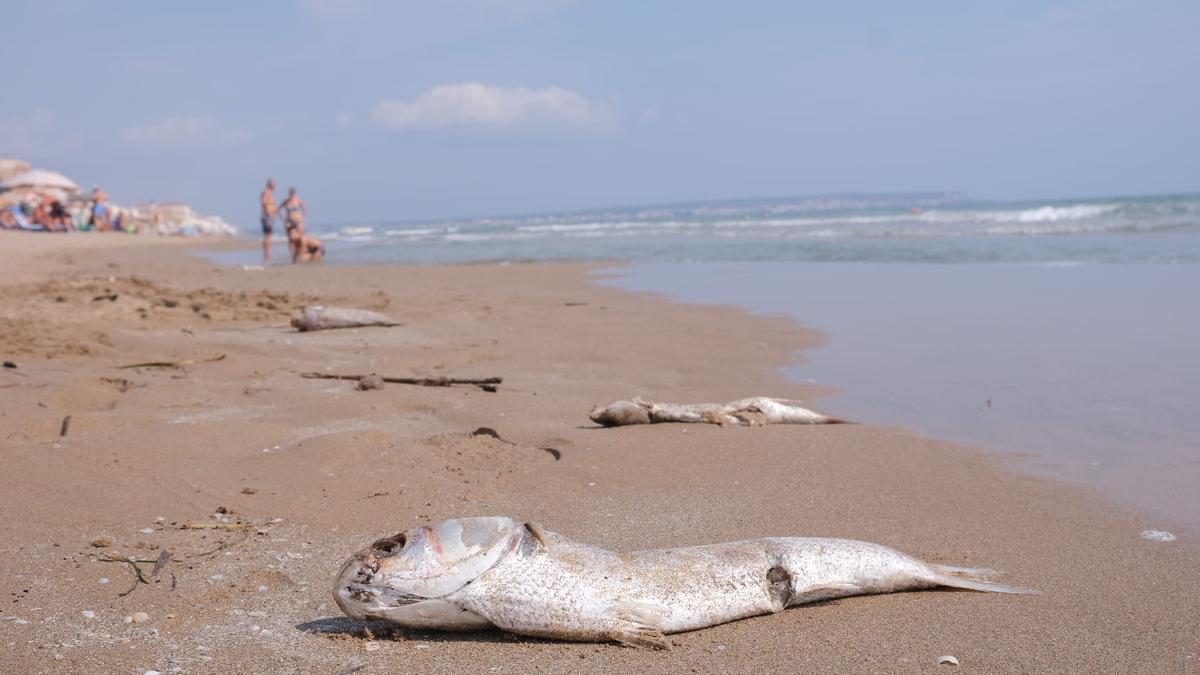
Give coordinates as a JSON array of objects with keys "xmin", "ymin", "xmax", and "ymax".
[
  {"xmin": 609, "ymin": 261, "xmax": 1200, "ymax": 529},
  {"xmin": 0, "ymin": 232, "xmax": 1196, "ymax": 673}
]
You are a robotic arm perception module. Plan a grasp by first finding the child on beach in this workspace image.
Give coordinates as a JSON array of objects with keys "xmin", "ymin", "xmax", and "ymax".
[
  {"xmin": 300, "ymin": 233, "xmax": 325, "ymax": 262},
  {"xmin": 89, "ymin": 187, "xmax": 111, "ymax": 231}
]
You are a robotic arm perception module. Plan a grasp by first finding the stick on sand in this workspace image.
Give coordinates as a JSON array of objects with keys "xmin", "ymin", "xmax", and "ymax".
[
  {"xmin": 118, "ymin": 354, "xmax": 226, "ymax": 369},
  {"xmin": 301, "ymin": 372, "xmax": 502, "ymax": 390}
]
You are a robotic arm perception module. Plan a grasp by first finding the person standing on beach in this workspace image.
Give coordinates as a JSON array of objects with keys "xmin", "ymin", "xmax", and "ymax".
[
  {"xmin": 89, "ymin": 187, "xmax": 111, "ymax": 231},
  {"xmin": 279, "ymin": 187, "xmax": 307, "ymax": 263},
  {"xmin": 260, "ymin": 179, "xmax": 278, "ymax": 262}
]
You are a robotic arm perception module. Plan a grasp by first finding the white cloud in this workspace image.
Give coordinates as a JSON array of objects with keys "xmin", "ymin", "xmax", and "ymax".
[
  {"xmin": 371, "ymin": 83, "xmax": 616, "ymax": 132},
  {"xmin": 120, "ymin": 116, "xmax": 252, "ymax": 147}
]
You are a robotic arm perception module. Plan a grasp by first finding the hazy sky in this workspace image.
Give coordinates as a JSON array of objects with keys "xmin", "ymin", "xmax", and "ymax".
[{"xmin": 2, "ymin": 1, "xmax": 1197, "ymax": 227}]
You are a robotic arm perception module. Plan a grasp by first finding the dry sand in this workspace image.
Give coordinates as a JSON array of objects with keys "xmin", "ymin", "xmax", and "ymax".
[{"xmin": 0, "ymin": 231, "xmax": 1196, "ymax": 673}]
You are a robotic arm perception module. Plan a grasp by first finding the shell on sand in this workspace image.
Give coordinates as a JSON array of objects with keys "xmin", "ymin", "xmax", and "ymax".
[
  {"xmin": 333, "ymin": 517, "xmax": 1034, "ymax": 648},
  {"xmin": 291, "ymin": 305, "xmax": 401, "ymax": 332},
  {"xmin": 589, "ymin": 396, "xmax": 844, "ymax": 427}
]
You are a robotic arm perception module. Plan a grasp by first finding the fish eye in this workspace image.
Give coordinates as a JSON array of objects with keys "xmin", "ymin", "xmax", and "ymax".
[{"xmin": 372, "ymin": 533, "xmax": 407, "ymax": 557}]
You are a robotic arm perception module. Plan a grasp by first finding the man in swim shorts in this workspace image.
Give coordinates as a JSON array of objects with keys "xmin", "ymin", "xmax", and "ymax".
[{"xmin": 260, "ymin": 179, "xmax": 277, "ymax": 262}]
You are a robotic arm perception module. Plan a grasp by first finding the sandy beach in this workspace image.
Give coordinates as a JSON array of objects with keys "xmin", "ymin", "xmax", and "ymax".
[{"xmin": 0, "ymin": 232, "xmax": 1196, "ymax": 674}]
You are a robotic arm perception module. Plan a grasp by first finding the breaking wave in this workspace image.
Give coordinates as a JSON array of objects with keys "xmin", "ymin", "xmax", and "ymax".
[{"xmin": 308, "ymin": 193, "xmax": 1200, "ymax": 264}]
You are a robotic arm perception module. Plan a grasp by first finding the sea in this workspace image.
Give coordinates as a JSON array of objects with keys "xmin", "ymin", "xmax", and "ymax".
[{"xmin": 207, "ymin": 192, "xmax": 1200, "ymax": 528}]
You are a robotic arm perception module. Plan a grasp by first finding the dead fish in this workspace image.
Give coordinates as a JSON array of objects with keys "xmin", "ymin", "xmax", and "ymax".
[
  {"xmin": 291, "ymin": 306, "xmax": 402, "ymax": 332},
  {"xmin": 333, "ymin": 517, "xmax": 1034, "ymax": 648},
  {"xmin": 589, "ymin": 397, "xmax": 845, "ymax": 427}
]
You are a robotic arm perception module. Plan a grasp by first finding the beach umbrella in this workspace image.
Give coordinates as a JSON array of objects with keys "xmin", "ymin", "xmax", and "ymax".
[
  {"xmin": 1, "ymin": 169, "xmax": 79, "ymax": 192},
  {"xmin": 0, "ymin": 158, "xmax": 31, "ymax": 183}
]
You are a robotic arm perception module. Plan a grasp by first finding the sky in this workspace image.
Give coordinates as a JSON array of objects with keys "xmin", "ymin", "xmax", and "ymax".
[{"xmin": 2, "ymin": 0, "xmax": 1198, "ymax": 228}]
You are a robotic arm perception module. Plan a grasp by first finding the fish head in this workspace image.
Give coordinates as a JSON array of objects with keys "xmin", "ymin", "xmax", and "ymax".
[
  {"xmin": 589, "ymin": 400, "xmax": 650, "ymax": 426},
  {"xmin": 333, "ymin": 516, "xmax": 521, "ymax": 628}
]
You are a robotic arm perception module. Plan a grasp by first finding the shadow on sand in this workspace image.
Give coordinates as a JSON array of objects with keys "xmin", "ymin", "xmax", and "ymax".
[{"xmin": 295, "ymin": 617, "xmax": 562, "ymax": 646}]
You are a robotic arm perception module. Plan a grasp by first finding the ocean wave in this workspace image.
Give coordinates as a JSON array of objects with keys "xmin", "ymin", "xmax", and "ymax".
[
  {"xmin": 328, "ymin": 218, "xmax": 1190, "ymax": 244},
  {"xmin": 313, "ymin": 197, "xmax": 1200, "ymax": 261},
  {"xmin": 742, "ymin": 220, "xmax": 1190, "ymax": 240},
  {"xmin": 502, "ymin": 203, "xmax": 1137, "ymax": 236},
  {"xmin": 917, "ymin": 203, "xmax": 1122, "ymax": 224},
  {"xmin": 383, "ymin": 226, "xmax": 458, "ymax": 238}
]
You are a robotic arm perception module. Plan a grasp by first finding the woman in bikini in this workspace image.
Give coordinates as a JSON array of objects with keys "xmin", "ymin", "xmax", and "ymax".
[{"xmin": 279, "ymin": 187, "xmax": 307, "ymax": 263}]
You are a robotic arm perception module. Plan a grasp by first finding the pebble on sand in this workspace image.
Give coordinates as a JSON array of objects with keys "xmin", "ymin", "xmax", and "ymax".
[
  {"xmin": 132, "ymin": 612, "xmax": 150, "ymax": 623},
  {"xmin": 938, "ymin": 655, "xmax": 960, "ymax": 666},
  {"xmin": 81, "ymin": 610, "xmax": 96, "ymax": 619},
  {"xmin": 356, "ymin": 374, "xmax": 385, "ymax": 391},
  {"xmin": 98, "ymin": 578, "xmax": 110, "ymax": 585},
  {"xmin": 1140, "ymin": 529, "xmax": 1177, "ymax": 542}
]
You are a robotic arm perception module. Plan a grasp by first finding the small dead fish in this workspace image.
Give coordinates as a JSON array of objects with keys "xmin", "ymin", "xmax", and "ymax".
[
  {"xmin": 333, "ymin": 517, "xmax": 1034, "ymax": 648},
  {"xmin": 589, "ymin": 397, "xmax": 845, "ymax": 427},
  {"xmin": 292, "ymin": 306, "xmax": 402, "ymax": 332}
]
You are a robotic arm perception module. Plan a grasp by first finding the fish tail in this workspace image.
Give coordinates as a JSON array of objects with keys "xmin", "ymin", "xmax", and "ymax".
[{"xmin": 927, "ymin": 563, "xmax": 1039, "ymax": 595}]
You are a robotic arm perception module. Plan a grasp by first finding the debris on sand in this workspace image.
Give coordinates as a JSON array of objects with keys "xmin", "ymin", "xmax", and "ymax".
[
  {"xmin": 470, "ymin": 427, "xmax": 507, "ymax": 442},
  {"xmin": 302, "ymin": 372, "xmax": 502, "ymax": 392},
  {"xmin": 179, "ymin": 522, "xmax": 252, "ymax": 531},
  {"xmin": 118, "ymin": 354, "xmax": 226, "ymax": 370},
  {"xmin": 589, "ymin": 396, "xmax": 845, "ymax": 427},
  {"xmin": 356, "ymin": 374, "xmax": 385, "ymax": 391},
  {"xmin": 1140, "ymin": 529, "xmax": 1176, "ymax": 542},
  {"xmin": 100, "ymin": 377, "xmax": 141, "ymax": 392},
  {"xmin": 291, "ymin": 306, "xmax": 401, "ymax": 332}
]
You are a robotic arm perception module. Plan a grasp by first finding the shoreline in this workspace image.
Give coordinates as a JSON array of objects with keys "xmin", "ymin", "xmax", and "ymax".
[
  {"xmin": 1, "ymin": 232, "xmax": 1196, "ymax": 672},
  {"xmin": 604, "ymin": 260, "xmax": 1200, "ymax": 531}
]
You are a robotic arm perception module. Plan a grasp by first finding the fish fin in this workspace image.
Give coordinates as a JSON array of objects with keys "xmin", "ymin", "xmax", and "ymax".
[
  {"xmin": 523, "ymin": 522, "xmax": 548, "ymax": 548},
  {"xmin": 929, "ymin": 564, "xmax": 1039, "ymax": 595},
  {"xmin": 789, "ymin": 582, "xmax": 863, "ymax": 605},
  {"xmin": 611, "ymin": 623, "xmax": 671, "ymax": 650},
  {"xmin": 608, "ymin": 601, "xmax": 670, "ymax": 650}
]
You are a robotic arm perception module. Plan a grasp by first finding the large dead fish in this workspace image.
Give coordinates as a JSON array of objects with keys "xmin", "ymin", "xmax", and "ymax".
[
  {"xmin": 589, "ymin": 396, "xmax": 845, "ymax": 426},
  {"xmin": 291, "ymin": 305, "xmax": 401, "ymax": 332},
  {"xmin": 333, "ymin": 517, "xmax": 1034, "ymax": 648}
]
